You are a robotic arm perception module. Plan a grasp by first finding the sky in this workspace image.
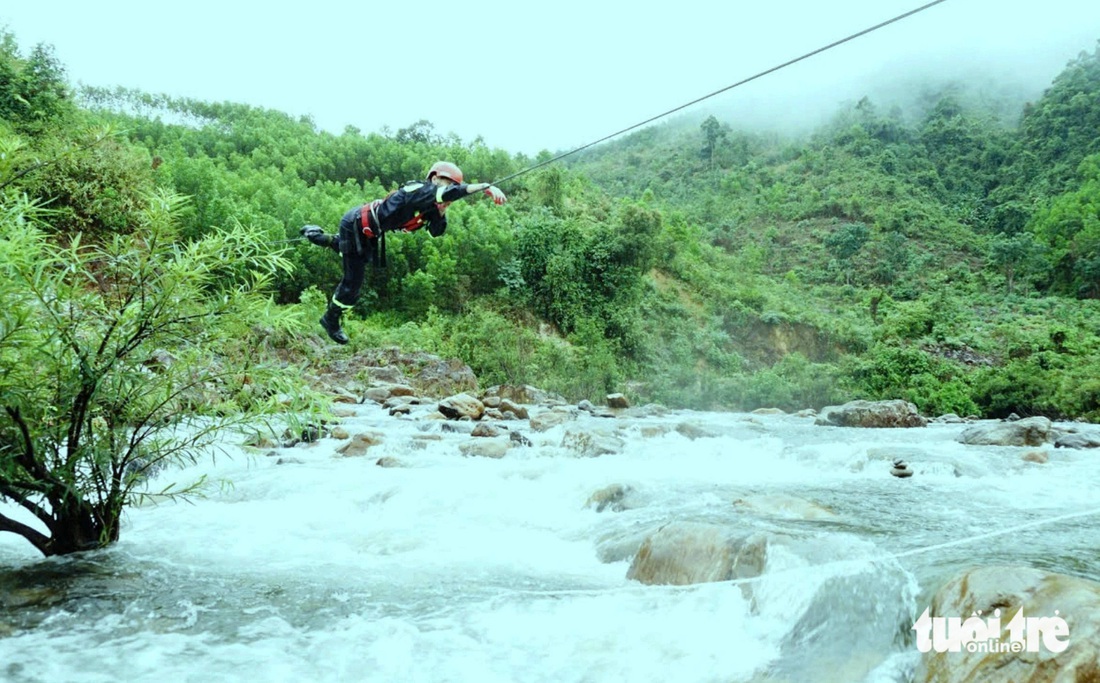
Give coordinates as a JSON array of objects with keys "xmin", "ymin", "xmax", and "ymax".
[{"xmin": 2, "ymin": 1, "xmax": 1099, "ymax": 155}]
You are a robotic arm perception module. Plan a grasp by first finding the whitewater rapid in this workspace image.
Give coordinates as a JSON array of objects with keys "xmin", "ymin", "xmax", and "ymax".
[{"xmin": 2, "ymin": 403, "xmax": 1098, "ymax": 682}]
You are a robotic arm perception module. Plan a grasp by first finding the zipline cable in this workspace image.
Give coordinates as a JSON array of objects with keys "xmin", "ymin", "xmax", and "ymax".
[{"xmin": 489, "ymin": 0, "xmax": 950, "ymax": 187}]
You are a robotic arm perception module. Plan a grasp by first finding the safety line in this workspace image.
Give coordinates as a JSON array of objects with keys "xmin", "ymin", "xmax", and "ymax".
[
  {"xmin": 472, "ymin": 504, "xmax": 1100, "ymax": 602},
  {"xmin": 490, "ymin": 0, "xmax": 950, "ymax": 187}
]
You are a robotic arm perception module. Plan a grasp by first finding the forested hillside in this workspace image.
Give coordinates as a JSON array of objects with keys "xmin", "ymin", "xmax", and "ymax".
[{"xmin": 4, "ymin": 30, "xmax": 1100, "ymax": 419}]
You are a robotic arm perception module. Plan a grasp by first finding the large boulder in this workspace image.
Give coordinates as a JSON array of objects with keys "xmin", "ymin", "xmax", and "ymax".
[
  {"xmin": 414, "ymin": 359, "xmax": 478, "ymax": 398},
  {"xmin": 625, "ymin": 522, "xmax": 768, "ymax": 586},
  {"xmin": 815, "ymin": 400, "xmax": 928, "ymax": 428},
  {"xmin": 917, "ymin": 565, "xmax": 1100, "ymax": 683},
  {"xmin": 561, "ymin": 428, "xmax": 625, "ymax": 457},
  {"xmin": 1054, "ymin": 430, "xmax": 1100, "ymax": 449},
  {"xmin": 957, "ymin": 417, "xmax": 1053, "ymax": 447},
  {"xmin": 529, "ymin": 408, "xmax": 575, "ymax": 432},
  {"xmin": 437, "ymin": 393, "xmax": 485, "ymax": 421}
]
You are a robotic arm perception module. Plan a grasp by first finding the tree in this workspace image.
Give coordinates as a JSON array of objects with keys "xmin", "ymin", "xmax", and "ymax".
[
  {"xmin": 988, "ymin": 231, "xmax": 1049, "ymax": 295},
  {"xmin": 0, "ymin": 187, "xmax": 314, "ymax": 556},
  {"xmin": 700, "ymin": 115, "xmax": 727, "ymax": 168},
  {"xmin": 824, "ymin": 222, "xmax": 869, "ymax": 284}
]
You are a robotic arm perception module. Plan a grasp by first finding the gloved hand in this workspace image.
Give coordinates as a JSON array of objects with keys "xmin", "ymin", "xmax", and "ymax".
[
  {"xmin": 300, "ymin": 224, "xmax": 324, "ymax": 240},
  {"xmin": 483, "ymin": 185, "xmax": 507, "ymax": 205}
]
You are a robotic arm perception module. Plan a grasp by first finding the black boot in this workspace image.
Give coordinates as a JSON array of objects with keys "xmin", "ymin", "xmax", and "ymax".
[{"xmin": 319, "ymin": 304, "xmax": 349, "ymax": 345}]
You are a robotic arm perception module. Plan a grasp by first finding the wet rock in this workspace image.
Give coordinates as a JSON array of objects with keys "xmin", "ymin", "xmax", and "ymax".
[
  {"xmin": 438, "ymin": 393, "xmax": 485, "ymax": 421},
  {"xmin": 529, "ymin": 408, "xmax": 575, "ymax": 432},
  {"xmin": 413, "ymin": 358, "xmax": 478, "ymax": 398},
  {"xmin": 281, "ymin": 423, "xmax": 324, "ymax": 447},
  {"xmin": 1054, "ymin": 431, "xmax": 1100, "ymax": 449},
  {"xmin": 459, "ymin": 439, "xmax": 511, "ymax": 459},
  {"xmin": 483, "ymin": 408, "xmax": 505, "ymax": 420},
  {"xmin": 329, "ymin": 426, "xmax": 350, "ymax": 440},
  {"xmin": 606, "ymin": 393, "xmax": 630, "ymax": 409},
  {"xmin": 338, "ymin": 432, "xmax": 382, "ymax": 457},
  {"xmin": 752, "ymin": 407, "xmax": 786, "ymax": 415},
  {"xmin": 626, "ymin": 522, "xmax": 768, "ymax": 586},
  {"xmin": 383, "ymin": 395, "xmax": 417, "ymax": 412},
  {"xmin": 586, "ymin": 484, "xmax": 634, "ymax": 512},
  {"xmin": 471, "ymin": 422, "xmax": 501, "ymax": 438},
  {"xmin": 561, "ymin": 429, "xmax": 625, "ymax": 457},
  {"xmin": 243, "ymin": 433, "xmax": 278, "ymax": 449},
  {"xmin": 640, "ymin": 425, "xmax": 671, "ymax": 438},
  {"xmin": 388, "ymin": 404, "xmax": 411, "ymax": 417},
  {"xmin": 815, "ymin": 400, "xmax": 928, "ymax": 428},
  {"xmin": 957, "ymin": 417, "xmax": 1053, "ymax": 447},
  {"xmin": 578, "ymin": 400, "xmax": 597, "ymax": 413},
  {"xmin": 363, "ymin": 387, "xmax": 392, "ymax": 404},
  {"xmin": 331, "ymin": 407, "xmax": 357, "ymax": 418},
  {"xmin": 276, "ymin": 457, "xmax": 305, "ymax": 465},
  {"xmin": 441, "ymin": 422, "xmax": 470, "ymax": 434},
  {"xmin": 675, "ymin": 422, "xmax": 718, "ymax": 440},
  {"xmin": 916, "ymin": 566, "xmax": 1100, "ymax": 683},
  {"xmin": 625, "ymin": 403, "xmax": 669, "ymax": 418},
  {"xmin": 482, "ymin": 395, "xmax": 502, "ymax": 409},
  {"xmin": 387, "ymin": 384, "xmax": 416, "ymax": 397},
  {"xmin": 796, "ymin": 408, "xmax": 818, "ymax": 418},
  {"xmin": 366, "ymin": 366, "xmax": 407, "ymax": 385},
  {"xmin": 509, "ymin": 431, "xmax": 533, "ymax": 447},
  {"xmin": 1022, "ymin": 450, "xmax": 1049, "ymax": 464},
  {"xmin": 375, "ymin": 456, "xmax": 404, "ymax": 468},
  {"xmin": 331, "ymin": 389, "xmax": 360, "ymax": 404},
  {"xmin": 890, "ymin": 458, "xmax": 914, "ymax": 478},
  {"xmin": 934, "ymin": 413, "xmax": 967, "ymax": 424},
  {"xmin": 499, "ymin": 399, "xmax": 528, "ymax": 419},
  {"xmin": 733, "ymin": 493, "xmax": 839, "ymax": 521}
]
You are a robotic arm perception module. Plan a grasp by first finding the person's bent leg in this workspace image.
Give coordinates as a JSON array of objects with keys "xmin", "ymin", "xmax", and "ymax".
[{"xmin": 319, "ymin": 215, "xmax": 367, "ymax": 344}]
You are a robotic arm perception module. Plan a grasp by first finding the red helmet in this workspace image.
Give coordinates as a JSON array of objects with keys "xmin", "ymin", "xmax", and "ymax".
[{"xmin": 427, "ymin": 161, "xmax": 463, "ymax": 184}]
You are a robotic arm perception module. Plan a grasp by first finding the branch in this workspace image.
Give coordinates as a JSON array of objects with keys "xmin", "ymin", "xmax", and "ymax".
[
  {"xmin": 3, "ymin": 406, "xmax": 51, "ymax": 482},
  {"xmin": 0, "ymin": 511, "xmax": 51, "ymax": 555},
  {"xmin": 0, "ymin": 482, "xmax": 55, "ymax": 529}
]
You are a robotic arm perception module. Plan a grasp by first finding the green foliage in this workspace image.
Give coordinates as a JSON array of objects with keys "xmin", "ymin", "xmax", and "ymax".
[
  {"xmin": 0, "ymin": 32, "xmax": 73, "ymax": 133},
  {"xmin": 0, "ymin": 183, "xmax": 319, "ymax": 556}
]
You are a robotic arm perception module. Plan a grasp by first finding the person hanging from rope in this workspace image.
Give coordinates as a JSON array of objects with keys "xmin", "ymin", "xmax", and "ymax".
[{"xmin": 300, "ymin": 161, "xmax": 507, "ymax": 344}]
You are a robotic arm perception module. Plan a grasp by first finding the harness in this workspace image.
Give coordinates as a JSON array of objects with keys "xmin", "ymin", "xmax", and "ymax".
[{"xmin": 354, "ymin": 184, "xmax": 450, "ymax": 266}]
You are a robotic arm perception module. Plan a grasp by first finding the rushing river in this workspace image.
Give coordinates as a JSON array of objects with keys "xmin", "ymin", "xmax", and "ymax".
[{"xmin": 2, "ymin": 405, "xmax": 1098, "ymax": 683}]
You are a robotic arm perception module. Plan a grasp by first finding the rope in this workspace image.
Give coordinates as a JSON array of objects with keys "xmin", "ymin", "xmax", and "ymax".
[
  {"xmin": 470, "ymin": 504, "xmax": 1100, "ymax": 603},
  {"xmin": 490, "ymin": 0, "xmax": 950, "ymax": 187}
]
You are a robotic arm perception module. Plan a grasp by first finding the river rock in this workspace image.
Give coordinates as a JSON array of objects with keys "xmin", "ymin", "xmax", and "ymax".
[
  {"xmin": 815, "ymin": 400, "xmax": 928, "ymax": 428},
  {"xmin": 471, "ymin": 422, "xmax": 501, "ymax": 438},
  {"xmin": 437, "ymin": 393, "xmax": 484, "ymax": 421},
  {"xmin": 626, "ymin": 522, "xmax": 768, "ymax": 586},
  {"xmin": 1054, "ymin": 430, "xmax": 1100, "ymax": 449},
  {"xmin": 675, "ymin": 422, "xmax": 718, "ymax": 440},
  {"xmin": 606, "ymin": 393, "xmax": 630, "ymax": 409},
  {"xmin": 363, "ymin": 387, "xmax": 392, "ymax": 404},
  {"xmin": 366, "ymin": 366, "xmax": 407, "ymax": 385},
  {"xmin": 529, "ymin": 408, "xmax": 575, "ymax": 432},
  {"xmin": 586, "ymin": 484, "xmax": 634, "ymax": 512},
  {"xmin": 413, "ymin": 359, "xmax": 478, "ymax": 398},
  {"xmin": 957, "ymin": 417, "xmax": 1053, "ymax": 446},
  {"xmin": 459, "ymin": 439, "xmax": 511, "ymax": 459},
  {"xmin": 499, "ymin": 399, "xmax": 528, "ymax": 419},
  {"xmin": 1022, "ymin": 450, "xmax": 1049, "ymax": 464},
  {"xmin": 733, "ymin": 493, "xmax": 838, "ymax": 521},
  {"xmin": 916, "ymin": 566, "xmax": 1100, "ymax": 683},
  {"xmin": 561, "ymin": 429, "xmax": 625, "ymax": 457},
  {"xmin": 337, "ymin": 432, "xmax": 382, "ymax": 457}
]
